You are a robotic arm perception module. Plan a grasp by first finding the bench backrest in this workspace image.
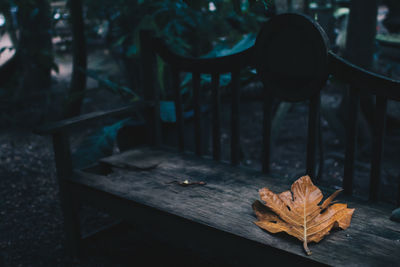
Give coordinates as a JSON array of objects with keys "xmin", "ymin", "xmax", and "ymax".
[{"xmin": 140, "ymin": 13, "xmax": 400, "ymax": 203}]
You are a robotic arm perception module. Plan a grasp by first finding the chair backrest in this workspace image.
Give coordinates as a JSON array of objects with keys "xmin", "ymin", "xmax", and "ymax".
[
  {"xmin": 140, "ymin": 13, "xmax": 400, "ymax": 203},
  {"xmin": 140, "ymin": 30, "xmax": 253, "ymax": 165},
  {"xmin": 255, "ymin": 13, "xmax": 329, "ymax": 183}
]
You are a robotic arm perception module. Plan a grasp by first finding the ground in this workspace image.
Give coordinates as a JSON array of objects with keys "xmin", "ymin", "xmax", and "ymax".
[{"xmin": 1, "ymin": 46, "xmax": 400, "ymax": 265}]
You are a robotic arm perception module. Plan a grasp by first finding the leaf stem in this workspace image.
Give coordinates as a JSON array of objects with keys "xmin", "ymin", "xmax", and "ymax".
[{"xmin": 303, "ymin": 241, "xmax": 312, "ymax": 256}]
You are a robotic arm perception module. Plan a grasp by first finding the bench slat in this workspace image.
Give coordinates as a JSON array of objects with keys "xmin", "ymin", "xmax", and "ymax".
[
  {"xmin": 212, "ymin": 73, "xmax": 221, "ymax": 161},
  {"xmin": 328, "ymin": 52, "xmax": 400, "ymax": 101},
  {"xmin": 369, "ymin": 96, "xmax": 388, "ymax": 201},
  {"xmin": 262, "ymin": 90, "xmax": 272, "ymax": 173},
  {"xmin": 306, "ymin": 93, "xmax": 320, "ymax": 181},
  {"xmin": 172, "ymin": 68, "xmax": 185, "ymax": 151},
  {"xmin": 231, "ymin": 69, "xmax": 240, "ymax": 166},
  {"xmin": 343, "ymin": 87, "xmax": 360, "ymax": 195},
  {"xmin": 76, "ymin": 147, "xmax": 400, "ymax": 266},
  {"xmin": 152, "ymin": 39, "xmax": 253, "ymax": 73},
  {"xmin": 193, "ymin": 72, "xmax": 202, "ymax": 156},
  {"xmin": 140, "ymin": 30, "xmax": 161, "ymax": 146}
]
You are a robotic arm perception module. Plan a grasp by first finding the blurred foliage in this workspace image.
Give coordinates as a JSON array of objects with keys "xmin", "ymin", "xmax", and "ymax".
[
  {"xmin": 0, "ymin": 0, "xmax": 271, "ymax": 107},
  {"xmin": 67, "ymin": 0, "xmax": 271, "ymax": 165},
  {"xmin": 79, "ymin": 0, "xmax": 270, "ymax": 105},
  {"xmin": 72, "ymin": 117, "xmax": 132, "ymax": 168},
  {"xmin": 83, "ymin": 0, "xmax": 267, "ymax": 57},
  {"xmin": 0, "ymin": 0, "xmax": 54, "ymax": 103}
]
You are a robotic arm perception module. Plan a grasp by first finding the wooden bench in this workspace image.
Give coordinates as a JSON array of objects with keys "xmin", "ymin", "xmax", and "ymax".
[{"xmin": 36, "ymin": 14, "xmax": 400, "ymax": 266}]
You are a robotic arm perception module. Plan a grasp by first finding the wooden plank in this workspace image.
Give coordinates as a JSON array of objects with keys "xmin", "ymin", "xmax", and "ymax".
[
  {"xmin": 329, "ymin": 52, "xmax": 400, "ymax": 101},
  {"xmin": 73, "ymin": 177, "xmax": 321, "ymax": 266},
  {"xmin": 193, "ymin": 72, "xmax": 202, "ymax": 156},
  {"xmin": 343, "ymin": 87, "xmax": 360, "ymax": 195},
  {"xmin": 369, "ymin": 96, "xmax": 388, "ymax": 201},
  {"xmin": 75, "ymin": 147, "xmax": 400, "ymax": 266},
  {"xmin": 231, "ymin": 70, "xmax": 240, "ymax": 166},
  {"xmin": 306, "ymin": 93, "xmax": 320, "ymax": 182},
  {"xmin": 262, "ymin": 90, "xmax": 273, "ymax": 173},
  {"xmin": 34, "ymin": 102, "xmax": 151, "ymax": 135},
  {"xmin": 172, "ymin": 67, "xmax": 184, "ymax": 151},
  {"xmin": 52, "ymin": 133, "xmax": 81, "ymax": 258},
  {"xmin": 153, "ymin": 40, "xmax": 254, "ymax": 74},
  {"xmin": 140, "ymin": 30, "xmax": 161, "ymax": 146},
  {"xmin": 212, "ymin": 73, "xmax": 221, "ymax": 161}
]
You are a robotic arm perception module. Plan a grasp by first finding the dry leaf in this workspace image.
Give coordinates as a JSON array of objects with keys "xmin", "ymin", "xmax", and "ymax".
[{"xmin": 252, "ymin": 175, "xmax": 354, "ymax": 255}]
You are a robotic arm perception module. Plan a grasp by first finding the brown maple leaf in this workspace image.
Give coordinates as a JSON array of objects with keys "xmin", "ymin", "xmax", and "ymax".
[{"xmin": 252, "ymin": 175, "xmax": 354, "ymax": 255}]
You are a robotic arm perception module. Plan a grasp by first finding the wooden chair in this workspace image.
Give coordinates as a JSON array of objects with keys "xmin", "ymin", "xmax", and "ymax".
[{"xmin": 36, "ymin": 14, "xmax": 400, "ymax": 265}]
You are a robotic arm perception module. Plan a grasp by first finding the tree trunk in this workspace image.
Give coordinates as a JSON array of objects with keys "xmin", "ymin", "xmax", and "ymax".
[
  {"xmin": 344, "ymin": 0, "xmax": 378, "ymax": 147},
  {"xmin": 383, "ymin": 0, "xmax": 400, "ymax": 33},
  {"xmin": 14, "ymin": 0, "xmax": 53, "ymax": 100},
  {"xmin": 345, "ymin": 0, "xmax": 378, "ymax": 70},
  {"xmin": 64, "ymin": 0, "xmax": 87, "ymax": 118}
]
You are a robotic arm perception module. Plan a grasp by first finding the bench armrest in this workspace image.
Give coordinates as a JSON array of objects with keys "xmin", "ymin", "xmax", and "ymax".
[{"xmin": 34, "ymin": 101, "xmax": 152, "ymax": 135}]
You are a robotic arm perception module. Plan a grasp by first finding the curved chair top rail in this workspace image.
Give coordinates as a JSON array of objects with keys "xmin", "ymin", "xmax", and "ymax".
[
  {"xmin": 328, "ymin": 51, "xmax": 400, "ymax": 101},
  {"xmin": 150, "ymin": 36, "xmax": 254, "ymax": 74},
  {"xmin": 146, "ymin": 30, "xmax": 400, "ymax": 101}
]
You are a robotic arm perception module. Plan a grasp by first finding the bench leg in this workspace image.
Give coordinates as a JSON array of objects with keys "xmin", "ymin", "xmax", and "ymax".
[
  {"xmin": 59, "ymin": 183, "xmax": 82, "ymax": 258},
  {"xmin": 52, "ymin": 133, "xmax": 82, "ymax": 258}
]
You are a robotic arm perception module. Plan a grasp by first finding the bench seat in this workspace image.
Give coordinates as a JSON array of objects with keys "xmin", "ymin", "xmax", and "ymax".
[{"xmin": 68, "ymin": 147, "xmax": 400, "ymax": 266}]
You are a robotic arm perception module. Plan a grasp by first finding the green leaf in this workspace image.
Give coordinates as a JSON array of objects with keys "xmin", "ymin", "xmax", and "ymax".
[
  {"xmin": 30, "ymin": 8, "xmax": 39, "ymax": 19},
  {"xmin": 202, "ymin": 34, "xmax": 255, "ymax": 58},
  {"xmin": 113, "ymin": 35, "xmax": 129, "ymax": 47},
  {"xmin": 84, "ymin": 69, "xmax": 141, "ymax": 100},
  {"xmin": 72, "ymin": 118, "xmax": 131, "ymax": 169},
  {"xmin": 160, "ymin": 101, "xmax": 176, "ymax": 122},
  {"xmin": 126, "ymin": 44, "xmax": 137, "ymax": 57}
]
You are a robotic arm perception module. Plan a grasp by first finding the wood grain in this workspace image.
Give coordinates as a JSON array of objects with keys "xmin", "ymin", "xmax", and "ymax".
[{"xmin": 71, "ymin": 147, "xmax": 400, "ymax": 266}]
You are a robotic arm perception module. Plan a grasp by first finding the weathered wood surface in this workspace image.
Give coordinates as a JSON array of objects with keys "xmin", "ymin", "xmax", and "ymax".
[{"xmin": 68, "ymin": 147, "xmax": 400, "ymax": 266}]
